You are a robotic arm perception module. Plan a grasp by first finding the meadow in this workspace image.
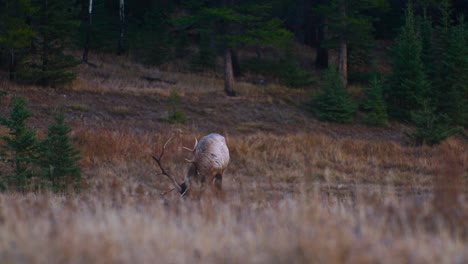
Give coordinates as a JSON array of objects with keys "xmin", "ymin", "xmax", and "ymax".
[{"xmin": 0, "ymin": 54, "xmax": 467, "ymax": 263}]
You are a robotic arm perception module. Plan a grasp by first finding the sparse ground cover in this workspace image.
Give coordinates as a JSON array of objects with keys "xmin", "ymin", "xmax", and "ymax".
[{"xmin": 0, "ymin": 56, "xmax": 467, "ymax": 263}]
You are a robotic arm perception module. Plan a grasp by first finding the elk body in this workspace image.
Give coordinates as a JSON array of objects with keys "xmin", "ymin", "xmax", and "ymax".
[{"xmin": 153, "ymin": 133, "xmax": 230, "ymax": 198}]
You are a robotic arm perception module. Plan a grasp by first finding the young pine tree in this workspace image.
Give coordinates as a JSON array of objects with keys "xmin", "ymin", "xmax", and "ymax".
[
  {"xmin": 0, "ymin": 97, "xmax": 38, "ymax": 192},
  {"xmin": 165, "ymin": 90, "xmax": 187, "ymax": 124},
  {"xmin": 310, "ymin": 67, "xmax": 356, "ymax": 123},
  {"xmin": 387, "ymin": 4, "xmax": 430, "ymax": 121},
  {"xmin": 405, "ymin": 100, "xmax": 461, "ymax": 146},
  {"xmin": 362, "ymin": 73, "xmax": 388, "ymax": 126},
  {"xmin": 39, "ymin": 113, "xmax": 81, "ymax": 192}
]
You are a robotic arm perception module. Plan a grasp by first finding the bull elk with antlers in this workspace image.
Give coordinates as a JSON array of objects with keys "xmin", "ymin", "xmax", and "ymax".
[{"xmin": 153, "ymin": 133, "xmax": 230, "ymax": 198}]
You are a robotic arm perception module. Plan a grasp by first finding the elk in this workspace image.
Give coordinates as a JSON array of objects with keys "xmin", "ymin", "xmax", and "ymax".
[{"xmin": 153, "ymin": 133, "xmax": 230, "ymax": 197}]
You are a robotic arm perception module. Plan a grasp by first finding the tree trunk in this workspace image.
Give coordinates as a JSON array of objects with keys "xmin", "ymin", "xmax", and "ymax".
[
  {"xmin": 338, "ymin": 0, "xmax": 348, "ymax": 86},
  {"xmin": 223, "ymin": 47, "xmax": 236, "ymax": 96},
  {"xmin": 82, "ymin": 0, "xmax": 93, "ymax": 62},
  {"xmin": 118, "ymin": 0, "xmax": 126, "ymax": 55},
  {"xmin": 9, "ymin": 49, "xmax": 16, "ymax": 81},
  {"xmin": 230, "ymin": 49, "xmax": 242, "ymax": 77},
  {"xmin": 338, "ymin": 40, "xmax": 347, "ymax": 86}
]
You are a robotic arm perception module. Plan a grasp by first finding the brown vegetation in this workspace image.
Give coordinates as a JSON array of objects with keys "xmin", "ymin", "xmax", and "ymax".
[{"xmin": 0, "ymin": 56, "xmax": 467, "ymax": 263}]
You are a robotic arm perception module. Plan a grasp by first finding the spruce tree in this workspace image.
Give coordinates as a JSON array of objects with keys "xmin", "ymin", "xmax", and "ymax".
[
  {"xmin": 419, "ymin": 9, "xmax": 434, "ymax": 77},
  {"xmin": 312, "ymin": 0, "xmax": 385, "ymax": 85},
  {"xmin": 440, "ymin": 17, "xmax": 468, "ymax": 126},
  {"xmin": 39, "ymin": 113, "xmax": 81, "ymax": 192},
  {"xmin": 0, "ymin": 97, "xmax": 38, "ymax": 192},
  {"xmin": 362, "ymin": 73, "xmax": 388, "ymax": 126},
  {"xmin": 426, "ymin": 1, "xmax": 467, "ymax": 127},
  {"xmin": 431, "ymin": 1, "xmax": 453, "ymax": 122},
  {"xmin": 310, "ymin": 67, "xmax": 356, "ymax": 123},
  {"xmin": 405, "ymin": 100, "xmax": 461, "ymax": 146},
  {"xmin": 20, "ymin": 0, "xmax": 79, "ymax": 86},
  {"xmin": 0, "ymin": 0, "xmax": 35, "ymax": 81},
  {"xmin": 387, "ymin": 3, "xmax": 430, "ymax": 121},
  {"xmin": 174, "ymin": 0, "xmax": 292, "ymax": 95},
  {"xmin": 165, "ymin": 90, "xmax": 187, "ymax": 124}
]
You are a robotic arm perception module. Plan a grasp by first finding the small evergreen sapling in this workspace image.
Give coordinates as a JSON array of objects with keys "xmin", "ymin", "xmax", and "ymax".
[
  {"xmin": 39, "ymin": 113, "xmax": 81, "ymax": 192},
  {"xmin": 0, "ymin": 97, "xmax": 38, "ymax": 192},
  {"xmin": 362, "ymin": 73, "xmax": 388, "ymax": 126},
  {"xmin": 165, "ymin": 90, "xmax": 187, "ymax": 124},
  {"xmin": 310, "ymin": 67, "xmax": 356, "ymax": 123},
  {"xmin": 405, "ymin": 101, "xmax": 461, "ymax": 146}
]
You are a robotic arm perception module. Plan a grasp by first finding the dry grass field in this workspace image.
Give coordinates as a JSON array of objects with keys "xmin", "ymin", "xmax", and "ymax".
[{"xmin": 0, "ymin": 54, "xmax": 467, "ymax": 263}]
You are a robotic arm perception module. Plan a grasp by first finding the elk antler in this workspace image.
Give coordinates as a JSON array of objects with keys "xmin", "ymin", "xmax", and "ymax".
[
  {"xmin": 152, "ymin": 136, "xmax": 183, "ymax": 194},
  {"xmin": 183, "ymin": 137, "xmax": 198, "ymax": 152}
]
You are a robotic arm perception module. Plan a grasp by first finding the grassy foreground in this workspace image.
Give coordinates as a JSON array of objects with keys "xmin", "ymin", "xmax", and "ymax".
[
  {"xmin": 0, "ymin": 131, "xmax": 466, "ymax": 264},
  {"xmin": 0, "ymin": 54, "xmax": 467, "ymax": 263}
]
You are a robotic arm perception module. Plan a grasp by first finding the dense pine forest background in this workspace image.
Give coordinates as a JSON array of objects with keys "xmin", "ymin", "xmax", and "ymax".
[{"xmin": 2, "ymin": 1, "xmax": 467, "ymax": 136}]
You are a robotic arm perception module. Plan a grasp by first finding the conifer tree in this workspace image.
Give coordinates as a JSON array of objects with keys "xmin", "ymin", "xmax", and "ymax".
[
  {"xmin": 0, "ymin": 0, "xmax": 35, "ymax": 81},
  {"xmin": 20, "ymin": 0, "xmax": 79, "ymax": 86},
  {"xmin": 362, "ymin": 73, "xmax": 388, "ymax": 126},
  {"xmin": 39, "ymin": 113, "xmax": 81, "ymax": 192},
  {"xmin": 426, "ymin": 1, "xmax": 467, "ymax": 126},
  {"xmin": 310, "ymin": 67, "xmax": 356, "ymax": 123},
  {"xmin": 312, "ymin": 0, "xmax": 386, "ymax": 85},
  {"xmin": 439, "ymin": 17, "xmax": 468, "ymax": 126},
  {"xmin": 387, "ymin": 3, "xmax": 430, "ymax": 121},
  {"xmin": 419, "ymin": 9, "xmax": 434, "ymax": 77},
  {"xmin": 405, "ymin": 100, "xmax": 460, "ymax": 146},
  {"xmin": 174, "ymin": 0, "xmax": 292, "ymax": 96},
  {"xmin": 0, "ymin": 97, "xmax": 38, "ymax": 192}
]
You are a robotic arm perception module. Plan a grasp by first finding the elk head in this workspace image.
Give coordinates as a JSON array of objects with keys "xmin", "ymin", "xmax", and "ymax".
[{"xmin": 153, "ymin": 133, "xmax": 230, "ymax": 198}]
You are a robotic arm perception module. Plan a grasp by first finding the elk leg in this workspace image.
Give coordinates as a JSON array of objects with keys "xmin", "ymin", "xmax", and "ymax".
[
  {"xmin": 212, "ymin": 173, "xmax": 225, "ymax": 201},
  {"xmin": 213, "ymin": 174, "xmax": 222, "ymax": 190}
]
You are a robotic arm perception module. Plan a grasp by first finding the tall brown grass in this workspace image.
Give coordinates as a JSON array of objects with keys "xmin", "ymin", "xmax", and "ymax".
[{"xmin": 0, "ymin": 186, "xmax": 466, "ymax": 264}]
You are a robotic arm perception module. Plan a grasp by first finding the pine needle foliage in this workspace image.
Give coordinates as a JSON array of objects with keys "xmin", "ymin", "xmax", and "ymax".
[
  {"xmin": 19, "ymin": 0, "xmax": 79, "ymax": 86},
  {"xmin": 439, "ymin": 16, "xmax": 468, "ymax": 126},
  {"xmin": 0, "ymin": 97, "xmax": 38, "ymax": 192},
  {"xmin": 405, "ymin": 101, "xmax": 461, "ymax": 146},
  {"xmin": 362, "ymin": 73, "xmax": 388, "ymax": 126},
  {"xmin": 310, "ymin": 67, "xmax": 356, "ymax": 123},
  {"xmin": 165, "ymin": 90, "xmax": 187, "ymax": 124},
  {"xmin": 39, "ymin": 113, "xmax": 81, "ymax": 192},
  {"xmin": 387, "ymin": 4, "xmax": 430, "ymax": 121}
]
